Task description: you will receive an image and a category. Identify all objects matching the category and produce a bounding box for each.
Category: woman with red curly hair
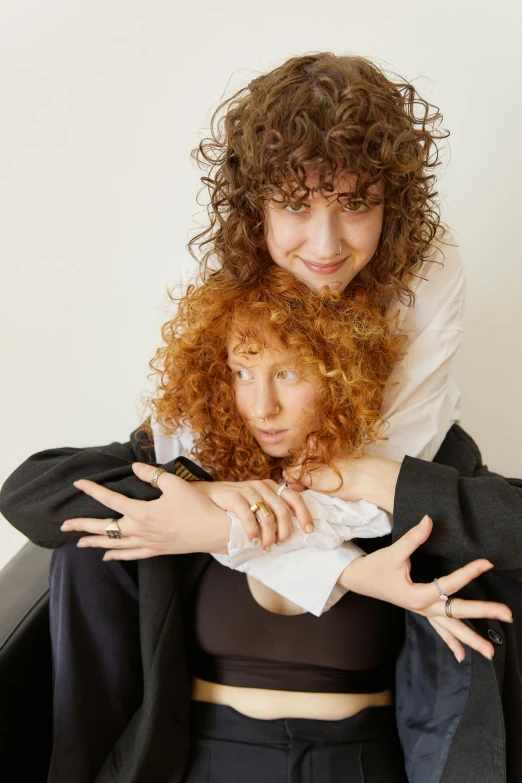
[4,266,508,783]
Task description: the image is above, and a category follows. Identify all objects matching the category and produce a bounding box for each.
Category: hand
[284,454,400,513]
[339,515,512,661]
[60,463,231,560]
[192,479,314,549]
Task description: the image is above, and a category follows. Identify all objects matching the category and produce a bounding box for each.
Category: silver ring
[150,467,167,488]
[336,244,342,255]
[277,483,290,497]
[433,577,449,602]
[105,519,122,540]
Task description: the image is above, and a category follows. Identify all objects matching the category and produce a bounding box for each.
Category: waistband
[189,701,398,746]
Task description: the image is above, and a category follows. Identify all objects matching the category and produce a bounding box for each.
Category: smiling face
[264,175,384,294]
[227,338,321,458]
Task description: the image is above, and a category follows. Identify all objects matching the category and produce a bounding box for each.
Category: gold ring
[105,519,122,540]
[250,501,272,518]
[445,597,454,619]
[150,467,167,488]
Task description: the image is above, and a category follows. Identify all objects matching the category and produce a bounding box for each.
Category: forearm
[394,456,522,570]
[0,430,214,549]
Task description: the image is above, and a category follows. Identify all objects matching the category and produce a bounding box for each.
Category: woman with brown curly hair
[149,51,464,530]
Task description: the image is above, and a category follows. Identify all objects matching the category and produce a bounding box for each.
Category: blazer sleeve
[0,428,212,549]
[393,456,522,570]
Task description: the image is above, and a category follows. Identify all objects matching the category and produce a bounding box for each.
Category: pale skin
[59,180,510,719]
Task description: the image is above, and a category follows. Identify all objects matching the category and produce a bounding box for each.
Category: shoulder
[413,228,465,301]
[392,228,465,331]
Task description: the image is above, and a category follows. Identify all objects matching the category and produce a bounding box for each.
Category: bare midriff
[191,678,392,721]
[191,575,393,721]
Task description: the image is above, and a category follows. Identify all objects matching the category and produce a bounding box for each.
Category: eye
[277,369,298,380]
[284,203,308,215]
[233,369,252,381]
[343,200,369,213]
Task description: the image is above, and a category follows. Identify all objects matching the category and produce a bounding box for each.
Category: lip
[255,428,288,445]
[298,256,347,276]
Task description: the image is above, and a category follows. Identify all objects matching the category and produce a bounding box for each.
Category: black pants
[48,543,142,783]
[184,702,406,783]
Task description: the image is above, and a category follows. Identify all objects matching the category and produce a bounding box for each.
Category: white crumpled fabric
[211,490,391,617]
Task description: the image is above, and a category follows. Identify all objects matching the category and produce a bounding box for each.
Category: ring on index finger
[150,467,167,488]
[433,577,449,602]
[250,501,272,518]
[445,597,454,618]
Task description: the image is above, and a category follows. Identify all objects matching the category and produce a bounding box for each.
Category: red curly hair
[144,267,405,481]
[191,52,448,308]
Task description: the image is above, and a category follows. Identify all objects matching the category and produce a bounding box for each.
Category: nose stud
[336,244,342,255]
[250,406,280,422]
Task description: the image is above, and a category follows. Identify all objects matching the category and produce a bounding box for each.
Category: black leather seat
[0,542,53,781]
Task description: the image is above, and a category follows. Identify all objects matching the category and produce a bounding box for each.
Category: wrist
[352,456,400,512]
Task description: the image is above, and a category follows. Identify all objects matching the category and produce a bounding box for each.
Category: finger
[435,597,512,624]
[428,617,466,663]
[436,559,494,596]
[273,488,313,535]
[73,478,147,518]
[132,462,170,491]
[61,517,126,536]
[230,495,262,544]
[103,548,154,562]
[389,516,433,561]
[259,493,294,542]
[433,615,495,660]
[248,498,277,549]
[76,534,142,549]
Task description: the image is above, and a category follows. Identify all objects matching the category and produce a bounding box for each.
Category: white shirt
[152,231,465,615]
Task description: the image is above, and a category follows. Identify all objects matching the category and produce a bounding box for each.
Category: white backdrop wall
[1,0,521,570]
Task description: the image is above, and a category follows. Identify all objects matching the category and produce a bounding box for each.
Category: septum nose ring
[251,406,280,422]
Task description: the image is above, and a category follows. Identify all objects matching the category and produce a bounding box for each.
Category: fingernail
[505,616,514,624]
[264,546,271,554]
[305,524,314,534]
[251,537,260,546]
[73,481,81,488]
[485,652,494,660]
[457,654,464,663]
[76,541,84,547]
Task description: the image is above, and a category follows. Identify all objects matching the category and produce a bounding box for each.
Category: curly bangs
[191,52,448,307]
[145,267,405,481]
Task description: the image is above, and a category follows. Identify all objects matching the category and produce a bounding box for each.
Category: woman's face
[264,176,384,293]
[227,338,320,458]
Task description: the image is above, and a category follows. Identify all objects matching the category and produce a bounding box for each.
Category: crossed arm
[1,428,520,662]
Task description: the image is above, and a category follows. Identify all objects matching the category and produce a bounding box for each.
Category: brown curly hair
[191,52,447,308]
[144,267,405,481]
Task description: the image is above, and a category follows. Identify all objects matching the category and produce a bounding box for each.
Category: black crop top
[190,559,404,694]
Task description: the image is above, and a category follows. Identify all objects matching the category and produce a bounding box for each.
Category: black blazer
[1,424,521,783]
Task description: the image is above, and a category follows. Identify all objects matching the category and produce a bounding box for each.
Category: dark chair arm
[0,542,54,781]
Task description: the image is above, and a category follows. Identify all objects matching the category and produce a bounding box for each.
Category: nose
[305,209,342,260]
[251,381,280,422]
